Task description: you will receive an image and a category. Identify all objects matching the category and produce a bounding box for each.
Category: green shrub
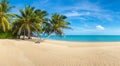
[0,31,15,39]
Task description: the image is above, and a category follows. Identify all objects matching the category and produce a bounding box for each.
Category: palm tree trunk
[35,33,52,43]
[41,33,52,41]
[17,35,20,39]
[23,29,25,40]
[45,34,51,39]
[28,32,31,39]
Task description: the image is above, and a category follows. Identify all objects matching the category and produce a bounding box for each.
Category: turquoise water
[42,35,120,42]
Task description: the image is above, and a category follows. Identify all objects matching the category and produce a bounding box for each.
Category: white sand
[0,39,120,66]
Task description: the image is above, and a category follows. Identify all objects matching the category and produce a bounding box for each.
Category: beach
[0,39,120,66]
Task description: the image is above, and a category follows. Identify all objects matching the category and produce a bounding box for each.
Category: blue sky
[7,0,120,35]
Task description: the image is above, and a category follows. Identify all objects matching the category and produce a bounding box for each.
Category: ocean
[42,35,120,42]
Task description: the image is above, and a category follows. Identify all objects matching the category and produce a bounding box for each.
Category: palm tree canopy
[44,13,71,37]
[12,6,48,39]
[0,0,14,32]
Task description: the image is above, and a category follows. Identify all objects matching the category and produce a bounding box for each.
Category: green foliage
[43,13,71,37]
[0,31,15,39]
[0,0,15,32]
[12,6,48,39]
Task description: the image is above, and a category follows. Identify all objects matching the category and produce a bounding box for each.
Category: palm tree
[34,9,48,38]
[0,0,14,32]
[43,13,71,39]
[12,6,47,39]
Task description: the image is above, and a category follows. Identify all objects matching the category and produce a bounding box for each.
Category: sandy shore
[0,39,120,66]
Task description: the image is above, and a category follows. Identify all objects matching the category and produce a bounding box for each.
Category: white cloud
[64,11,81,17]
[96,25,105,30]
[57,1,101,12]
[64,11,90,17]
[58,1,119,22]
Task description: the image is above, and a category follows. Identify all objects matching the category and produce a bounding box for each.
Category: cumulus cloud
[96,25,105,30]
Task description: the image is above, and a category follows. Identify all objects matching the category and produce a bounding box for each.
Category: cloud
[58,1,120,22]
[64,11,90,17]
[96,25,105,30]
[57,0,101,12]
[64,11,81,17]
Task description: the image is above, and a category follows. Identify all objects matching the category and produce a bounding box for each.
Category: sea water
[42,35,120,42]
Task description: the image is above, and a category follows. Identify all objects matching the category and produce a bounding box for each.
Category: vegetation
[0,0,14,32]
[0,31,15,39]
[0,0,71,41]
[42,13,71,39]
[12,6,47,39]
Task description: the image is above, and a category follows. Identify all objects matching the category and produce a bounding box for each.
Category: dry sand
[0,39,120,66]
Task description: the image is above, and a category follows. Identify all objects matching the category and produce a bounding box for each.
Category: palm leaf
[3,16,10,29]
[18,24,24,35]
[1,18,6,32]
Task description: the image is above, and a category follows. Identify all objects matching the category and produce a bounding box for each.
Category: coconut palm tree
[0,0,14,32]
[12,6,47,39]
[43,13,71,39]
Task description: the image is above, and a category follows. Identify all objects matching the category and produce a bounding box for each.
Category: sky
[7,0,120,35]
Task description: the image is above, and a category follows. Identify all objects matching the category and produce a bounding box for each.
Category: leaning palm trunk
[35,33,52,43]
[41,34,52,41]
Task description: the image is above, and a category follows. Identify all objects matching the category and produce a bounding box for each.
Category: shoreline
[47,39,120,43]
